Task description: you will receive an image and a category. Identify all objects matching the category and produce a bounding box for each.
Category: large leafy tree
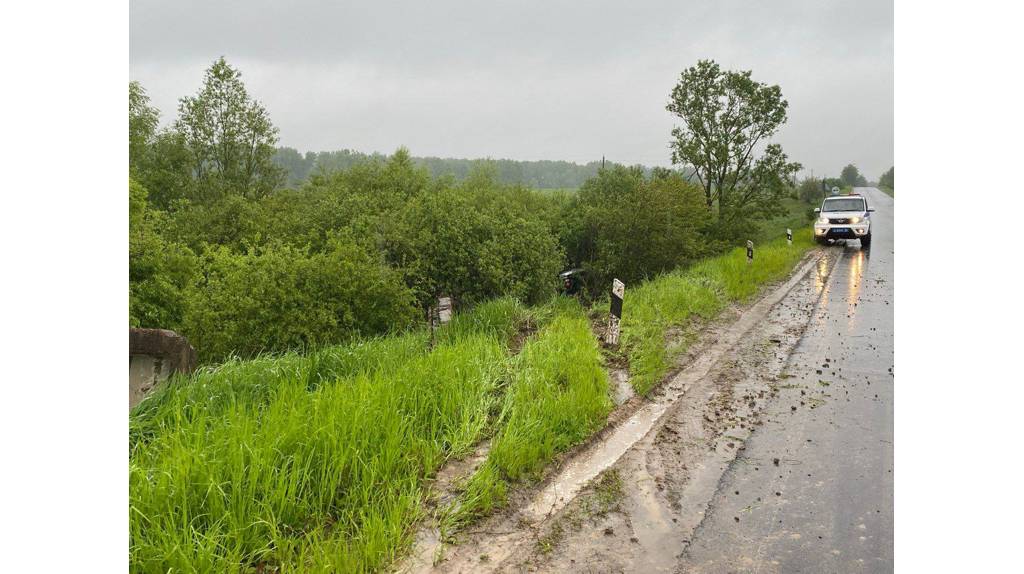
[129,81,159,174]
[841,163,868,187]
[175,57,284,200]
[666,60,801,222]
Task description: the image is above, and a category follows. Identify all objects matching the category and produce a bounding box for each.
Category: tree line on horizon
[274,147,665,189]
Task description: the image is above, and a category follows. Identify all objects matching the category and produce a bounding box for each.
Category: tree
[879,166,894,190]
[175,57,284,200]
[666,60,801,222]
[798,176,823,204]
[129,81,160,174]
[841,163,868,187]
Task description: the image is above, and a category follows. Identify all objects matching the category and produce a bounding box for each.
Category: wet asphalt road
[678,188,894,573]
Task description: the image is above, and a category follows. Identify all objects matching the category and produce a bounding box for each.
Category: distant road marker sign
[606,279,625,345]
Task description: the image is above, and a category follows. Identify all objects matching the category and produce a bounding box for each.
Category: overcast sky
[130,0,893,179]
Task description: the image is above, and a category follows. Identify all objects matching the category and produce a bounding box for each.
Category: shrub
[130,178,198,328]
[181,235,418,363]
[382,173,564,307]
[562,166,709,293]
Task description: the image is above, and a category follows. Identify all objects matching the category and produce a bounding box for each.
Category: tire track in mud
[400,249,839,573]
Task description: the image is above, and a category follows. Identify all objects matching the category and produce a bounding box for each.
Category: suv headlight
[817,216,829,224]
[849,216,862,224]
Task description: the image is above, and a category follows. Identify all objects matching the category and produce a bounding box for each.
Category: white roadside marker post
[606,279,625,346]
[430,295,453,345]
[437,296,452,326]
[747,240,754,265]
[786,228,793,245]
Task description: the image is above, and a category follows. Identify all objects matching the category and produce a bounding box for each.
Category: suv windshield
[822,197,866,212]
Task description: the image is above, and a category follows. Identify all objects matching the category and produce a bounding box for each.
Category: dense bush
[181,236,418,363]
[382,177,564,307]
[130,148,577,363]
[131,150,804,364]
[562,166,710,293]
[129,179,197,328]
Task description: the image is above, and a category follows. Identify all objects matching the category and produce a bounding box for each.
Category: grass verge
[444,298,612,526]
[129,298,525,573]
[622,229,815,395]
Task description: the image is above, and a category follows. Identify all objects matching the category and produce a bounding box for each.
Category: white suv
[814,195,874,247]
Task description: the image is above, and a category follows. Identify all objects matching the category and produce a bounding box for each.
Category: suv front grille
[829,218,851,224]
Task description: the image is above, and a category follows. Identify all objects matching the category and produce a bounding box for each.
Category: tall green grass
[130,230,815,571]
[622,229,815,395]
[129,298,525,573]
[447,299,612,523]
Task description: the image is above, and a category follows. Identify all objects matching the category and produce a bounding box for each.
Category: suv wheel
[861,233,872,248]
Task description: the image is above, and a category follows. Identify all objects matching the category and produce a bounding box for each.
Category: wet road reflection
[845,246,866,323]
[679,187,893,573]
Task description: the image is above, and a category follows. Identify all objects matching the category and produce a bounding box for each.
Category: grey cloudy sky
[130,0,893,179]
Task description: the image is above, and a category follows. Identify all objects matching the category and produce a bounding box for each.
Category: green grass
[621,229,815,395]
[879,185,894,197]
[129,298,526,573]
[445,299,612,524]
[755,197,814,244]
[129,229,817,572]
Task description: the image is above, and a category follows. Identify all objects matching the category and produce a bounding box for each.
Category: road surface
[678,186,894,572]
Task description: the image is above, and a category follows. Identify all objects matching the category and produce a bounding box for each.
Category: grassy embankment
[130,298,532,573]
[442,298,612,525]
[130,228,815,573]
[621,230,815,395]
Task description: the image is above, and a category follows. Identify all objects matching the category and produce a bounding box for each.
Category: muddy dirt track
[404,188,893,574]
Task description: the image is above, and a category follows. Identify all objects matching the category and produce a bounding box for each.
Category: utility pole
[601,155,605,170]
